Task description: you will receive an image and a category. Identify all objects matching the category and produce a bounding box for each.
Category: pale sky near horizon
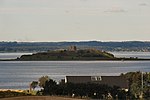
[0,0,150,42]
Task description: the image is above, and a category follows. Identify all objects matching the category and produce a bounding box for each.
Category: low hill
[17,48,115,61]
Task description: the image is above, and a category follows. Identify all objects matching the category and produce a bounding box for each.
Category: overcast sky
[0,0,150,42]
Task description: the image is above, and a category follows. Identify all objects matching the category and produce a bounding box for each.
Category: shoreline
[1,58,150,61]
[0,96,84,100]
[0,89,24,92]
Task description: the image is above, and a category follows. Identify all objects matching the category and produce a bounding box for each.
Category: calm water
[0,52,150,90]
[111,52,150,59]
[0,53,32,59]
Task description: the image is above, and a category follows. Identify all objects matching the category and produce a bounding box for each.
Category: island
[1,46,150,61]
[16,46,115,61]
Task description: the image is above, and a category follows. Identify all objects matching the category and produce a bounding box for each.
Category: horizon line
[0,40,150,43]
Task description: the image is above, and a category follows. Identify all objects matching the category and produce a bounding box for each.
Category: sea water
[0,52,150,90]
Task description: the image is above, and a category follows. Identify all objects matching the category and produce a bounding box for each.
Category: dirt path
[0,96,85,100]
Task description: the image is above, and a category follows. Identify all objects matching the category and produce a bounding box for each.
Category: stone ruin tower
[68,46,77,52]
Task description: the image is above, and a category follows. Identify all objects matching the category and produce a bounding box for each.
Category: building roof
[65,76,128,89]
[66,76,91,83]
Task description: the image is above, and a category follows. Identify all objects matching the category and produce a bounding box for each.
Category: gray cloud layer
[0,0,150,42]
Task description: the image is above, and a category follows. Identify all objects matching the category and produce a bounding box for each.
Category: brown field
[0,96,85,100]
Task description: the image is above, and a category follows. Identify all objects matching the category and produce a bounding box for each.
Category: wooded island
[17,46,115,61]
[13,46,150,61]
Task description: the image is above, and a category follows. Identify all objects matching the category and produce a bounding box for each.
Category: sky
[0,0,150,42]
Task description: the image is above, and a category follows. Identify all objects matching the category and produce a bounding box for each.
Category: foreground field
[0,96,84,100]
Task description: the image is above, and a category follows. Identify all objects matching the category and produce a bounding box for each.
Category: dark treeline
[37,79,127,100]
[0,41,150,52]
[34,76,127,100]
[33,72,150,100]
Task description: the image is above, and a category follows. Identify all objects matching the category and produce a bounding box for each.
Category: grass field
[0,96,84,100]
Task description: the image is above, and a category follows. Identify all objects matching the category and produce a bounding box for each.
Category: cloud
[104,7,127,13]
[80,0,88,2]
[0,7,54,14]
[139,3,148,6]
